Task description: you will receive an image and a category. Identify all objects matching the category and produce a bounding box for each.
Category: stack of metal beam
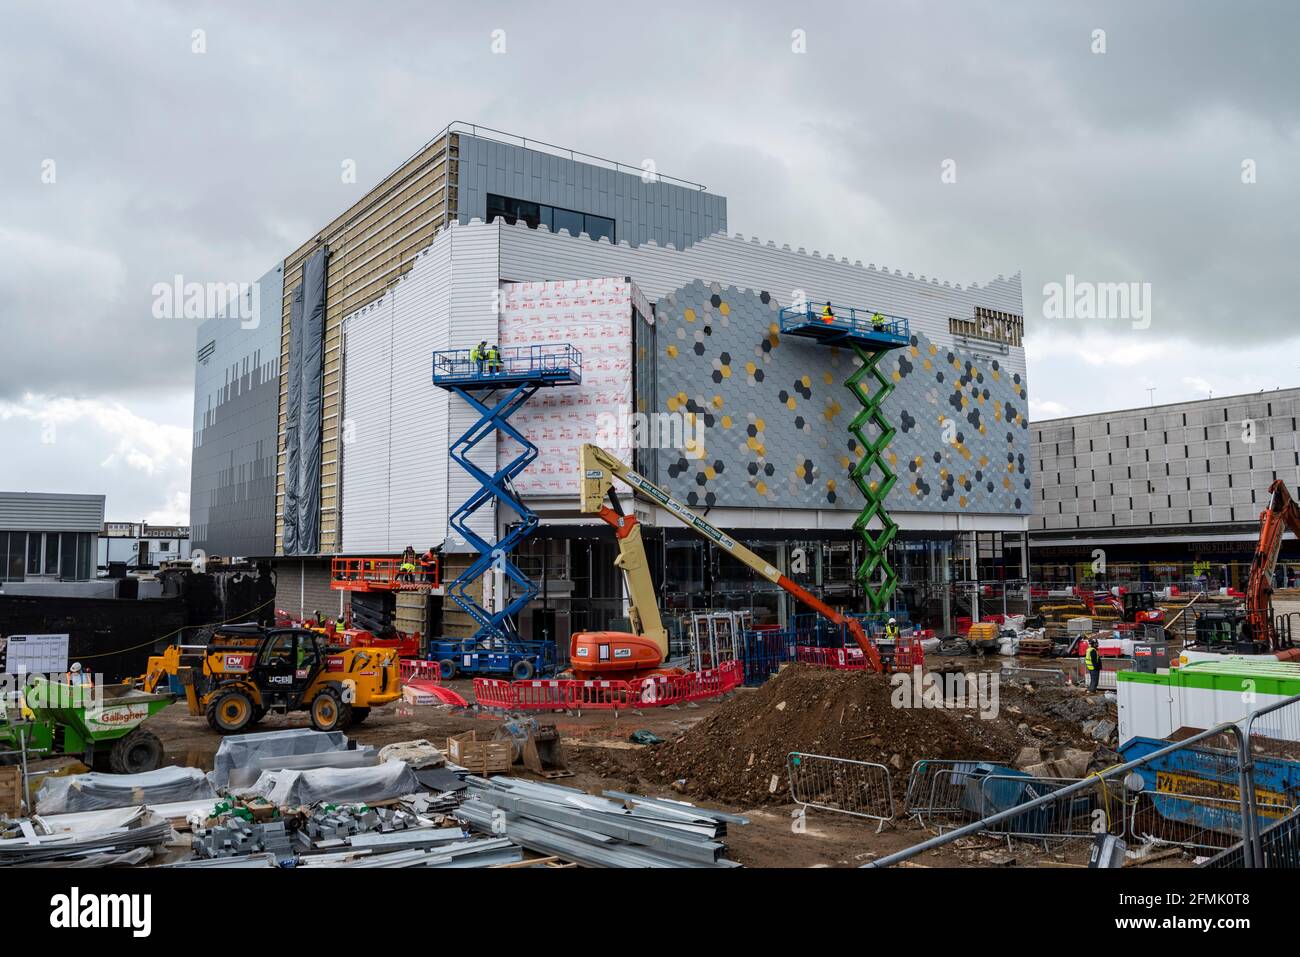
[0,819,173,866]
[296,835,522,868]
[456,777,748,867]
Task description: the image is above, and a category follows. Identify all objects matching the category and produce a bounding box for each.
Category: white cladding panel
[338,219,1029,542]
[498,220,1027,379]
[341,234,455,552]
[340,298,393,552]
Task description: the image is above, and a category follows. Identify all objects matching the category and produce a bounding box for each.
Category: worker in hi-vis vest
[821,301,836,324]
[487,343,502,374]
[1084,637,1102,692]
[471,341,487,374]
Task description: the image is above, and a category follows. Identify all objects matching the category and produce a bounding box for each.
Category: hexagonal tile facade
[649,280,1031,514]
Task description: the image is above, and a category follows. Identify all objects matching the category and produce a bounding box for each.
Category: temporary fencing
[787,752,895,831]
[472,659,743,712]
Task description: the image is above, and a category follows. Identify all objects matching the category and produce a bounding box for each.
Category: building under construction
[189,122,1030,657]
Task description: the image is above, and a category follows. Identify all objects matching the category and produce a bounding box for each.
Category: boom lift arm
[1246,479,1300,650]
[579,444,883,673]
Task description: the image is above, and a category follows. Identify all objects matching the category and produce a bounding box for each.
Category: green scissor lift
[1,676,172,775]
[779,301,911,615]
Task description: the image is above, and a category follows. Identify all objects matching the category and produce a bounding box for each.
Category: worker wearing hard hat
[820,301,836,324]
[67,662,89,686]
[884,618,900,641]
[1084,637,1102,692]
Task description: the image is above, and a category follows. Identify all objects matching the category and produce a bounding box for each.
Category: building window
[43,532,60,576]
[486,193,615,242]
[1,532,25,582]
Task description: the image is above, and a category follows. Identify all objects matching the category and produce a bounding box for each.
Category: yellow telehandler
[140,623,401,734]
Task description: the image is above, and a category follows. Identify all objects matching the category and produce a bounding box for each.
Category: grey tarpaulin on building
[282,246,328,555]
[283,284,304,555]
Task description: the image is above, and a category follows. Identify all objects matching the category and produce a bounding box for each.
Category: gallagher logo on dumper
[49,887,151,937]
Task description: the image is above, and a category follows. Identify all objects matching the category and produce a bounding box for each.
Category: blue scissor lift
[428,344,582,680]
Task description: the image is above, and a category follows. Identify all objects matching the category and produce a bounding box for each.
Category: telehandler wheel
[349,707,370,724]
[109,729,164,774]
[207,689,256,734]
[310,687,352,732]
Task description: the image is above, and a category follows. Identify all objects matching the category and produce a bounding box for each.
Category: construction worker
[398,559,417,583]
[471,340,487,375]
[1085,637,1102,692]
[487,343,502,374]
[314,609,325,627]
[67,662,89,686]
[885,617,900,641]
[821,300,836,324]
[871,311,887,331]
[420,545,438,582]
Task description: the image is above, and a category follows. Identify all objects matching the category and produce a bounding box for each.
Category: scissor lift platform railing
[778,303,910,350]
[330,557,442,593]
[432,343,583,389]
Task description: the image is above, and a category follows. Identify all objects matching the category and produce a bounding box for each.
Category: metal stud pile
[456,777,748,867]
[193,818,294,862]
[0,816,173,867]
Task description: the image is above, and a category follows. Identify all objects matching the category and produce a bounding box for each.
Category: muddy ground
[133,659,1186,869]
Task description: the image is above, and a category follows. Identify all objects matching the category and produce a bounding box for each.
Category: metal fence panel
[904,759,986,829]
[1128,790,1293,852]
[788,752,894,830]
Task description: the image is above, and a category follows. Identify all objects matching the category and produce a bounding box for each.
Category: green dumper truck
[0,676,172,774]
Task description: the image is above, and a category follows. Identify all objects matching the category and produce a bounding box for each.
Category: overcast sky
[3,0,1297,523]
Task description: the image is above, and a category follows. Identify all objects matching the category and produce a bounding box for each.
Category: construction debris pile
[0,722,753,868]
[456,776,746,867]
[643,663,1108,807]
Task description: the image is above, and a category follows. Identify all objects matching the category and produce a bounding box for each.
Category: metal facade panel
[340,232,455,553]
[442,222,502,551]
[190,264,283,557]
[456,134,727,251]
[498,222,1027,378]
[0,493,105,532]
[339,297,393,552]
[1031,386,1300,536]
[389,237,455,553]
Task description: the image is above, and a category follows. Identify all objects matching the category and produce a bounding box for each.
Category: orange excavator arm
[579,444,883,672]
[1246,480,1300,650]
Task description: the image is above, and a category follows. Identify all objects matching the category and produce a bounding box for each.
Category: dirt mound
[642,664,1096,808]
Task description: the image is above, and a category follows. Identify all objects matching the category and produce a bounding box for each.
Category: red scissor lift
[330,557,442,658]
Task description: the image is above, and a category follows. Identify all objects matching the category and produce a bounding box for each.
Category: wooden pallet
[1017,638,1055,656]
[0,766,23,818]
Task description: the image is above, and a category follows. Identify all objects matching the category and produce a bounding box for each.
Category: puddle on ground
[164,748,215,771]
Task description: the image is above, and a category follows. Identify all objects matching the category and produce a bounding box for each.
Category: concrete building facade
[1029,388,1300,587]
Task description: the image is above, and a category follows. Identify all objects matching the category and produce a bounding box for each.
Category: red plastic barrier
[796,642,924,673]
[796,645,868,670]
[472,660,743,711]
[400,659,443,686]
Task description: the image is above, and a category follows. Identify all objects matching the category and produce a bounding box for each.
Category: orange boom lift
[570,444,883,680]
